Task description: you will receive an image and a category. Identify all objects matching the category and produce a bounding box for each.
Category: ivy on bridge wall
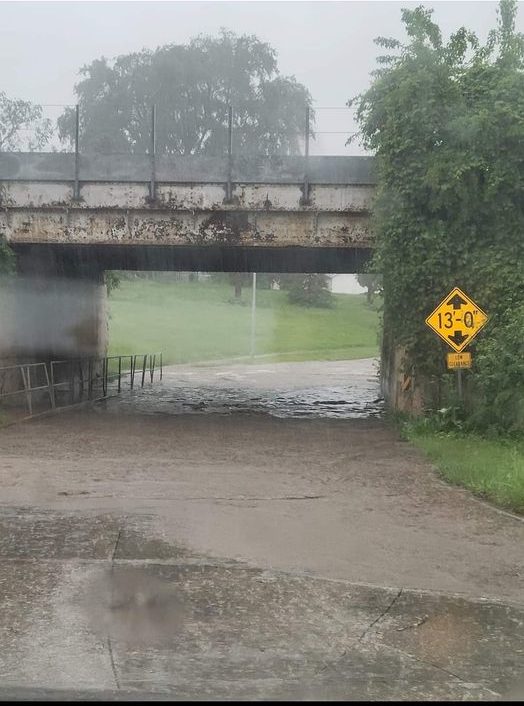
[351,0,524,433]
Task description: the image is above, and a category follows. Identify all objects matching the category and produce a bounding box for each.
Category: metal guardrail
[0,352,162,419]
[0,362,53,417]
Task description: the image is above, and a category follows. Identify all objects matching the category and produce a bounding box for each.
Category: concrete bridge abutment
[0,247,108,409]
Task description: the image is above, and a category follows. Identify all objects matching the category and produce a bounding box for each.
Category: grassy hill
[108,277,380,365]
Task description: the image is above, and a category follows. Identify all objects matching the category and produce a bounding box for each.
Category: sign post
[457,368,463,402]
[425,287,488,402]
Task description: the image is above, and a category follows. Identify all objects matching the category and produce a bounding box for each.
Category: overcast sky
[1,0,522,154]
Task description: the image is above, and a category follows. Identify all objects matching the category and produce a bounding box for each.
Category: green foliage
[0,237,15,275]
[58,30,312,156]
[105,271,121,296]
[408,429,524,514]
[401,405,467,436]
[356,273,382,303]
[0,91,52,150]
[470,304,524,435]
[352,0,524,434]
[283,274,334,308]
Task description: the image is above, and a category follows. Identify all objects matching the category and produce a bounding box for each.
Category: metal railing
[0,352,162,420]
[0,362,54,417]
[5,102,362,205]
[10,101,358,156]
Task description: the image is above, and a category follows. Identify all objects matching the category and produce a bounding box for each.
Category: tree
[210,272,275,300]
[356,273,382,304]
[0,92,52,151]
[105,271,121,296]
[229,272,248,300]
[0,237,14,275]
[351,0,524,428]
[58,30,313,156]
[0,92,53,270]
[283,274,334,308]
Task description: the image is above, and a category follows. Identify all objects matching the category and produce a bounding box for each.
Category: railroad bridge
[0,152,376,364]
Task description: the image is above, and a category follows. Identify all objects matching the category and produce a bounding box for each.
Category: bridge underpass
[0,151,383,410]
[0,151,373,348]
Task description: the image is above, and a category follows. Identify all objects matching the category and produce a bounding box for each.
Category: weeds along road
[0,359,522,699]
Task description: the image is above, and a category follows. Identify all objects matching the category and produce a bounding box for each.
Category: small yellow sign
[447,352,472,369]
[425,287,488,352]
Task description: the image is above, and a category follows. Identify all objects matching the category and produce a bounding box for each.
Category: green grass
[408,431,524,515]
[108,278,380,365]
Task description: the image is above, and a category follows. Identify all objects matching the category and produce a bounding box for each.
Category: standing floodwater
[99,358,383,419]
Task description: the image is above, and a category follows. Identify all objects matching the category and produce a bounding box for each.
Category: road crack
[376,641,501,698]
[359,587,403,642]
[318,588,404,675]
[107,635,120,690]
[111,528,122,563]
[107,528,123,689]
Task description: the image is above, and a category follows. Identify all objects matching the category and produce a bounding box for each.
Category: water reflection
[101,359,383,419]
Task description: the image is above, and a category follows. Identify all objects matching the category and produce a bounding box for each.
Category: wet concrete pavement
[0,359,523,700]
[0,509,522,701]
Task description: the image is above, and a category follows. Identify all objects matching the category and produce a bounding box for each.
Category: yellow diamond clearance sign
[425,287,488,352]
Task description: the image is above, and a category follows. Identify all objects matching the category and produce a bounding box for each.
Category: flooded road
[0,358,523,699]
[103,358,383,419]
